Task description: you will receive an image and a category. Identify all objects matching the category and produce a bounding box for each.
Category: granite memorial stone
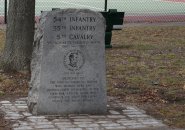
[28,9,107,115]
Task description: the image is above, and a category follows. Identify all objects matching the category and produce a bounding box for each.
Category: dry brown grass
[106,26,185,128]
[0,30,5,52]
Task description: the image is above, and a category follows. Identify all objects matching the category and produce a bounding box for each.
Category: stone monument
[28,9,107,115]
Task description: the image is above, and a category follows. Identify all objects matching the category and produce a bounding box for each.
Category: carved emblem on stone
[64,50,85,71]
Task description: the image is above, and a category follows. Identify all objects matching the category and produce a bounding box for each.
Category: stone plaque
[28,9,107,115]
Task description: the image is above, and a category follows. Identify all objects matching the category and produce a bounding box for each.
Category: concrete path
[0,97,171,130]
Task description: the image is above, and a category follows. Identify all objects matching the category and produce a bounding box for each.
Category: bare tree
[2,0,35,72]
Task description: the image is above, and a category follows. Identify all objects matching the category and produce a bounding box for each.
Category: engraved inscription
[47,78,99,103]
[70,17,96,22]
[47,15,99,46]
[70,26,96,31]
[53,16,66,23]
[69,34,93,40]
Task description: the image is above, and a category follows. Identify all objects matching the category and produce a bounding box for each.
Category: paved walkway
[0,97,170,130]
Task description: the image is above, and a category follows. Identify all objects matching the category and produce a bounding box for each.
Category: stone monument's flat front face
[36,9,107,115]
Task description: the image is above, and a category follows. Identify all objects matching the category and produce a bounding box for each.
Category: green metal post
[5,0,7,24]
[104,0,107,11]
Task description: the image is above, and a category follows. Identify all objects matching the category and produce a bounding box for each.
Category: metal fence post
[5,0,7,24]
[104,0,107,11]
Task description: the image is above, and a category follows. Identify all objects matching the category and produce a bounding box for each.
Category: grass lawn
[0,29,5,51]
[0,26,185,128]
[107,26,185,128]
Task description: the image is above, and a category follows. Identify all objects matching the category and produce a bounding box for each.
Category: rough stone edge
[27,11,48,115]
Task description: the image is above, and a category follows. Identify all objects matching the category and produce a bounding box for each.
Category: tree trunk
[2,0,35,72]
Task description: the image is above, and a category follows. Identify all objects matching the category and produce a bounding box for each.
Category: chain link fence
[35,0,105,15]
[34,0,185,23]
[107,0,185,23]
[0,0,5,24]
[108,0,185,15]
[1,0,185,24]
